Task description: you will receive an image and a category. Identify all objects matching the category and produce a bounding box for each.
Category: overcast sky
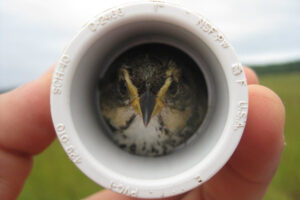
[1,0,300,89]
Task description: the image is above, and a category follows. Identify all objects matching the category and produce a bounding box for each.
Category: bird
[98,44,207,156]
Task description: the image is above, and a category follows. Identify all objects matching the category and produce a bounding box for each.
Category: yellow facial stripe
[157,77,172,99]
[121,68,142,116]
[151,98,164,118]
[131,97,142,116]
[152,76,172,118]
[152,65,180,118]
[121,69,138,99]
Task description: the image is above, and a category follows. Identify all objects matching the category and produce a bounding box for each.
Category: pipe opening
[97,43,208,157]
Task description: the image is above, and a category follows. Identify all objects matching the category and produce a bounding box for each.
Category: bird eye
[118,79,127,96]
[169,81,178,96]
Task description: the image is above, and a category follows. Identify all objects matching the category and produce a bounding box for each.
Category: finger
[0,67,55,199]
[184,85,285,200]
[229,85,285,181]
[0,149,32,200]
[85,189,185,200]
[244,66,259,85]
[0,67,55,155]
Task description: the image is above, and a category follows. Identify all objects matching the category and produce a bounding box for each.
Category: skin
[0,66,285,200]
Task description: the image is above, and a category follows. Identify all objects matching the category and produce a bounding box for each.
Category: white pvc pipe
[50,1,248,198]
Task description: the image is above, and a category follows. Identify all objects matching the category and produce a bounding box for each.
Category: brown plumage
[98,43,207,156]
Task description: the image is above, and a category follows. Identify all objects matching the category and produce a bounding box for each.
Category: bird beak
[139,88,156,126]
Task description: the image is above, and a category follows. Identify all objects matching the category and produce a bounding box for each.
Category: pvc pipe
[50,1,248,198]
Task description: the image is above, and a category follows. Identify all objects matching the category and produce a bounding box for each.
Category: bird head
[115,58,183,126]
[98,44,207,156]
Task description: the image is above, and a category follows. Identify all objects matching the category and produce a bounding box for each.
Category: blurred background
[0,0,299,199]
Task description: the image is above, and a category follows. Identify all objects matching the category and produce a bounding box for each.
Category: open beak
[139,88,156,126]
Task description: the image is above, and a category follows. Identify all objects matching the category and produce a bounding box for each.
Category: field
[261,72,300,200]
[18,72,300,200]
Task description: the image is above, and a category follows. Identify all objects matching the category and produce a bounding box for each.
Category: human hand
[0,66,285,200]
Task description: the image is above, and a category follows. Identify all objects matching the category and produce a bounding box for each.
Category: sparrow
[98,44,207,156]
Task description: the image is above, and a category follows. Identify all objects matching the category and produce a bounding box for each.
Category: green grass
[262,72,300,200]
[19,72,300,199]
